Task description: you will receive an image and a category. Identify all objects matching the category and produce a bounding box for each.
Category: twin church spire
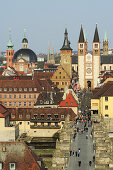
[78,24,100,43]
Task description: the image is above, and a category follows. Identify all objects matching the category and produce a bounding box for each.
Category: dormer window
[19,88,22,92]
[42,87,44,90]
[9,163,16,170]
[34,88,37,91]
[14,88,17,92]
[29,88,32,91]
[9,88,12,91]
[40,100,43,104]
[4,88,7,91]
[24,88,27,92]
[46,101,49,104]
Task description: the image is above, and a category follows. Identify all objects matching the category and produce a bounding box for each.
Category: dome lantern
[22,29,28,49]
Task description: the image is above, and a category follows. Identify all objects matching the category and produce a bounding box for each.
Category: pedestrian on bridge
[89,161,92,166]
[75,151,77,157]
[78,151,80,157]
[78,148,80,153]
[70,150,72,156]
[78,160,81,167]
[93,156,95,162]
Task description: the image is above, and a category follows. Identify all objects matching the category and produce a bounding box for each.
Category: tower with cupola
[103,32,108,55]
[60,28,72,78]
[93,24,100,88]
[22,29,28,49]
[6,30,14,68]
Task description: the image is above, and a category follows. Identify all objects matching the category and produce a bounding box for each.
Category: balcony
[30,118,60,123]
[30,125,61,129]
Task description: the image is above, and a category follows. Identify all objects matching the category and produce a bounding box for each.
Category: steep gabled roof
[35,91,63,106]
[60,28,72,50]
[93,24,99,42]
[59,92,78,107]
[78,25,85,43]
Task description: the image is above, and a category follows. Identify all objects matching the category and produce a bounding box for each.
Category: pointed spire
[78,25,85,43]
[47,41,50,62]
[84,28,86,41]
[7,28,13,49]
[104,31,108,41]
[60,28,72,50]
[53,43,54,55]
[24,29,26,38]
[93,24,99,42]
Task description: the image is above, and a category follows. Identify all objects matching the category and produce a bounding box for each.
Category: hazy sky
[1,0,113,53]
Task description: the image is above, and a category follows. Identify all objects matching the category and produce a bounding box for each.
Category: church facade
[78,25,100,89]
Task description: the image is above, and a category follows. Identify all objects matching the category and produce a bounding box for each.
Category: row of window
[33,114,64,119]
[56,82,68,85]
[12,114,64,119]
[40,100,53,104]
[0,87,37,92]
[56,76,65,79]
[1,94,36,99]
[4,101,34,107]
[66,102,73,106]
[104,66,112,71]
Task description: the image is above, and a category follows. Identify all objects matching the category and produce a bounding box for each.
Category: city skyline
[1,0,113,53]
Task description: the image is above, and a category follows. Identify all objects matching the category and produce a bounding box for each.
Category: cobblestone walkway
[67,121,95,170]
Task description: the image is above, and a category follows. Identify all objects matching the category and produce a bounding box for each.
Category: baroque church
[6,30,37,73]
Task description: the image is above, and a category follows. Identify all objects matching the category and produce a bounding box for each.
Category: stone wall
[92,115,113,169]
[51,115,74,170]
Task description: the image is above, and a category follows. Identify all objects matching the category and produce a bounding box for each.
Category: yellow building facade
[51,65,71,92]
[91,82,113,121]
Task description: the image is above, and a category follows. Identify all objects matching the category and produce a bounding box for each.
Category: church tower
[93,24,100,88]
[47,43,55,64]
[103,32,108,55]
[60,28,72,78]
[78,25,86,89]
[6,29,14,68]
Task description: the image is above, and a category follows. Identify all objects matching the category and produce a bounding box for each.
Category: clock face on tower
[86,68,92,74]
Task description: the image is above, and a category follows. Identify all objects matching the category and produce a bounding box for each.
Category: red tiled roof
[35,91,63,106]
[0,141,43,169]
[0,104,10,118]
[34,72,54,79]
[9,108,76,121]
[0,79,54,93]
[59,93,78,107]
[92,81,113,99]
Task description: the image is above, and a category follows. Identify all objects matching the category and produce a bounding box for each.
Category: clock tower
[60,28,72,78]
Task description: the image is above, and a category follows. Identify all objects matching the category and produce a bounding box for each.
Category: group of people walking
[70,148,80,157]
[69,119,95,168]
